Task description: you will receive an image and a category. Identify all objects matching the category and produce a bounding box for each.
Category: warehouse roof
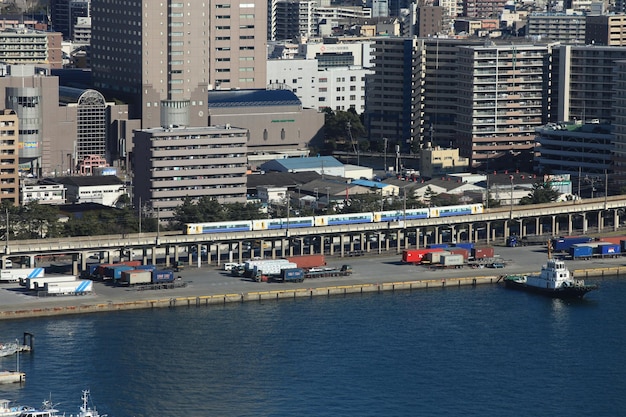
[261,156,343,172]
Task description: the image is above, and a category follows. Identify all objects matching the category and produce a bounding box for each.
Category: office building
[50,0,91,41]
[612,60,626,188]
[91,0,267,128]
[132,125,248,221]
[535,122,613,178]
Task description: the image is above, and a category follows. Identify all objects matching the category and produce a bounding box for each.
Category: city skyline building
[91,0,268,129]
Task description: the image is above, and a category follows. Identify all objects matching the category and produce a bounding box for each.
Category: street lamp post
[325,187,330,211]
[509,175,514,220]
[314,188,319,209]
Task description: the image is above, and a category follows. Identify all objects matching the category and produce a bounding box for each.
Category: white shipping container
[121,270,152,285]
[2,268,45,283]
[244,259,289,272]
[44,280,93,295]
[26,275,77,291]
[440,254,465,266]
[253,262,298,276]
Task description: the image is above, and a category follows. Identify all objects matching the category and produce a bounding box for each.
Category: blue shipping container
[281,268,304,281]
[598,243,620,256]
[551,236,593,252]
[427,244,449,249]
[105,265,134,280]
[135,264,157,271]
[453,243,475,250]
[152,270,174,283]
[570,245,593,259]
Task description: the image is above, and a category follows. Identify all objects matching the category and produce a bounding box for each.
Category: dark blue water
[0,277,624,417]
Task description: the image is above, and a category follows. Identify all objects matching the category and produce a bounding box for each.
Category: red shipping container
[286,255,326,269]
[471,246,495,259]
[449,248,469,260]
[598,236,626,245]
[122,260,142,267]
[402,248,443,264]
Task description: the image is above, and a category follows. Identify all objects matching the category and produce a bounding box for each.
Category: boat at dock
[503,258,598,299]
[0,399,34,417]
[0,342,19,358]
[70,390,105,417]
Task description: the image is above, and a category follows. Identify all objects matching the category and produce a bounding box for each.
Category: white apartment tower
[456,43,549,170]
[91,0,267,129]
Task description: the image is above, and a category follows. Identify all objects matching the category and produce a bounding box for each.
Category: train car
[373,208,429,222]
[185,221,253,234]
[252,217,314,230]
[314,213,374,227]
[430,203,483,218]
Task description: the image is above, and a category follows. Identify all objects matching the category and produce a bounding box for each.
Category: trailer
[42,280,93,296]
[429,254,465,269]
[506,235,549,247]
[252,262,298,282]
[277,268,305,283]
[304,265,352,279]
[25,275,77,291]
[120,270,152,285]
[422,251,451,265]
[2,267,45,283]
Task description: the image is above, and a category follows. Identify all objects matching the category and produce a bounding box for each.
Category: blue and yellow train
[185,203,484,234]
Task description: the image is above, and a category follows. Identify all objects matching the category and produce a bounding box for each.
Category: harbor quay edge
[0,266,620,321]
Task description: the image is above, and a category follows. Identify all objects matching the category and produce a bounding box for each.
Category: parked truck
[2,267,45,283]
[471,246,495,259]
[278,268,305,283]
[120,269,176,286]
[24,275,77,291]
[506,235,549,247]
[252,262,298,282]
[42,279,93,296]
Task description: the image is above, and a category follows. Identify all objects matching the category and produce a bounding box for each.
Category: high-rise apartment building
[549,45,626,124]
[364,37,424,151]
[455,43,549,171]
[0,109,19,206]
[91,0,267,129]
[612,60,626,188]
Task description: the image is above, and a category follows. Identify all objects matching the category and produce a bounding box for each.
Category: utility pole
[383,137,388,173]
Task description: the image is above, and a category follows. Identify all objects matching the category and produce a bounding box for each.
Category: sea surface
[0,275,625,417]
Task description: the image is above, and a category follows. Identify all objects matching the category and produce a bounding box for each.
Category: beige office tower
[91,0,267,129]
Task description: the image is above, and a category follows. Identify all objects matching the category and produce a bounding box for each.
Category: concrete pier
[0,269,612,320]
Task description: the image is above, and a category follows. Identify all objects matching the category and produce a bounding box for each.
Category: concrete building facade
[206,89,323,162]
[549,44,626,124]
[0,28,63,69]
[526,12,586,43]
[132,125,248,222]
[267,59,372,112]
[364,37,424,151]
[535,122,613,178]
[0,109,19,206]
[456,43,548,171]
[91,0,267,128]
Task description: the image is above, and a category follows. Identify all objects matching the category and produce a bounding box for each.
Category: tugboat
[503,258,598,299]
[70,390,105,417]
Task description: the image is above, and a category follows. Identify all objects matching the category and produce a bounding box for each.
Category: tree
[519,182,561,205]
[323,109,366,152]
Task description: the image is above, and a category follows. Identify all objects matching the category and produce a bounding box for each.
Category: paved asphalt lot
[0,246,623,315]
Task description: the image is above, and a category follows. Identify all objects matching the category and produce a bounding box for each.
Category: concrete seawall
[0,266,621,320]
